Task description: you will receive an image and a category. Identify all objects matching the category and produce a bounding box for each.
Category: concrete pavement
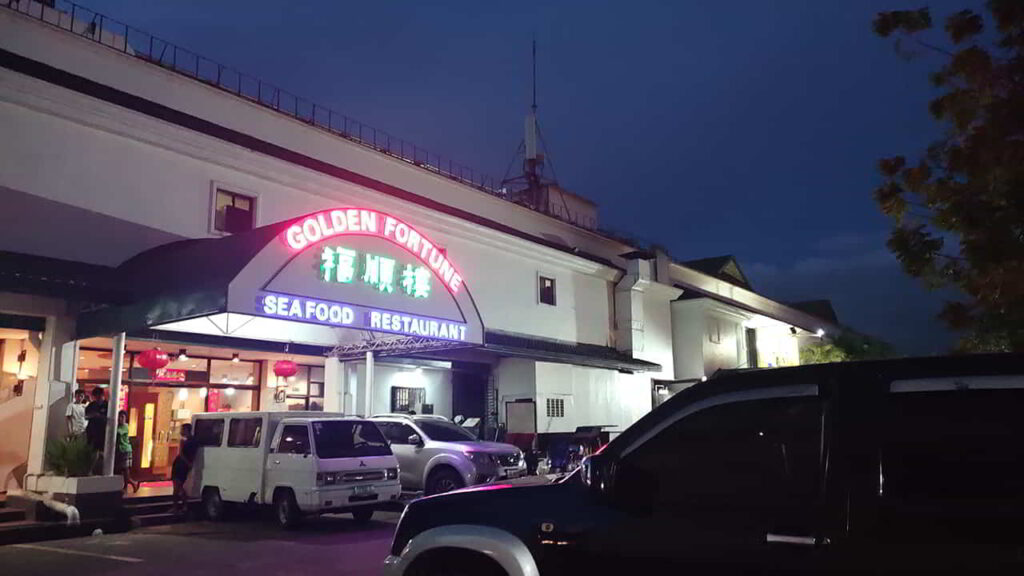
[1,511,402,576]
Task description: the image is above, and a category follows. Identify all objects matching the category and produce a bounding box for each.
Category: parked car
[190,411,400,528]
[383,354,1024,575]
[370,414,526,495]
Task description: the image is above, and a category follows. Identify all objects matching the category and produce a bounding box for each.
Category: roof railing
[2,0,508,199]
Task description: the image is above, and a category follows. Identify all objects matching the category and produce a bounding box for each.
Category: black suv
[384,354,1024,575]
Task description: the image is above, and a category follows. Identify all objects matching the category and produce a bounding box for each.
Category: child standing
[115,410,139,493]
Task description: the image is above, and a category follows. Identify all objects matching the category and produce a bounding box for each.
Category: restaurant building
[0,1,834,489]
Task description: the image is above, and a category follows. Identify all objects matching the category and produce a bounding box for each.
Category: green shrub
[45,435,95,477]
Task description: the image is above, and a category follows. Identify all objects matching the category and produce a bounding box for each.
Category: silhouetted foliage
[873,1,1024,352]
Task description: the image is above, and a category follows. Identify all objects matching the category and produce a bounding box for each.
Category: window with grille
[391,386,426,414]
[539,276,556,306]
[546,397,565,418]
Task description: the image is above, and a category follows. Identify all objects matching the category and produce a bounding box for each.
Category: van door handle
[273,460,280,465]
[766,533,821,546]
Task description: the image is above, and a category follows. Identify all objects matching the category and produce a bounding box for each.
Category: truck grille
[342,470,385,483]
[497,453,520,467]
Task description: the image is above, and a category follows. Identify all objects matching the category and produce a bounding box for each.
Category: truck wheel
[425,467,464,496]
[202,487,226,521]
[273,489,301,529]
[351,508,373,523]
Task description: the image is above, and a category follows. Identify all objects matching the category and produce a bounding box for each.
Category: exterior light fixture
[177,349,189,361]
[700,376,708,382]
[231,353,240,363]
[816,328,825,338]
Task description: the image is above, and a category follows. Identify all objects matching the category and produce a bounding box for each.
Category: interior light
[178,388,188,401]
[221,375,229,383]
[191,363,198,369]
[246,375,254,384]
[225,387,235,396]
[232,353,240,363]
[177,349,188,361]
[199,387,208,398]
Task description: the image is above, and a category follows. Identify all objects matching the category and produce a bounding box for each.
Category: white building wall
[494,358,536,428]
[671,300,705,380]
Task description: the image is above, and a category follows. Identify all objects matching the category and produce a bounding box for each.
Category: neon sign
[259,292,467,341]
[321,245,431,298]
[284,209,463,294]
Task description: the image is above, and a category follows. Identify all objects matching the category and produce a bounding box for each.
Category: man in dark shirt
[84,387,108,453]
[170,423,198,514]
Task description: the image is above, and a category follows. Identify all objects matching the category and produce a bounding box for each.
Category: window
[377,422,418,445]
[546,397,565,418]
[883,389,1024,500]
[539,275,556,306]
[227,417,263,447]
[213,188,256,234]
[286,365,325,411]
[193,418,225,447]
[391,386,425,413]
[311,421,391,458]
[616,396,822,517]
[276,424,310,455]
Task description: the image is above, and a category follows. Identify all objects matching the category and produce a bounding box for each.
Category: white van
[190,411,401,527]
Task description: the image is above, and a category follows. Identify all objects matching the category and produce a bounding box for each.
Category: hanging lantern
[137,348,170,371]
[273,360,298,378]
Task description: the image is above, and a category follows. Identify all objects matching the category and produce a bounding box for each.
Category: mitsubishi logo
[359,460,367,467]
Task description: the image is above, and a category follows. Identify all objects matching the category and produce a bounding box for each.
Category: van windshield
[311,421,392,459]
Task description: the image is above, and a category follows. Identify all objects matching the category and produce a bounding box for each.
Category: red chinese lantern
[137,348,170,371]
[273,360,298,378]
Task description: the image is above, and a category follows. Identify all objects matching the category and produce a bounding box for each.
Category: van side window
[616,396,822,520]
[276,425,311,455]
[193,418,225,446]
[227,418,263,448]
[884,389,1024,500]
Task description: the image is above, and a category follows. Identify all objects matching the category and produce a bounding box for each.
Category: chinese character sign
[321,245,430,299]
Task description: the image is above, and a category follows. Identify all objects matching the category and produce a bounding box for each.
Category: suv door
[860,376,1024,573]
[581,388,827,574]
[377,421,422,490]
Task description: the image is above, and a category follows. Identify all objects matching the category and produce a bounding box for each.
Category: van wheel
[202,487,226,521]
[351,508,373,523]
[273,489,301,529]
[425,467,464,496]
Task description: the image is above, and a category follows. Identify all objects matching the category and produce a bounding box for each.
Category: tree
[872,1,1024,352]
[800,329,893,364]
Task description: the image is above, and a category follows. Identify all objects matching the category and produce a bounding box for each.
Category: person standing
[170,423,198,515]
[65,389,88,436]
[115,410,139,493]
[84,388,108,472]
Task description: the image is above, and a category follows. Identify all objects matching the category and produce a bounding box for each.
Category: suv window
[616,396,822,517]
[884,389,1024,500]
[416,419,475,442]
[378,422,418,445]
[277,424,311,455]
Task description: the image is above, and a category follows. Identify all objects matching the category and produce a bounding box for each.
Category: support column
[323,356,343,413]
[102,332,125,476]
[364,351,374,417]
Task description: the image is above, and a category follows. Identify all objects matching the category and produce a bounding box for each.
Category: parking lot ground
[1,511,402,576]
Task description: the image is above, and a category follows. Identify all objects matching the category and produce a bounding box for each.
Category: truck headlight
[316,472,338,486]
[466,452,494,468]
[386,468,398,480]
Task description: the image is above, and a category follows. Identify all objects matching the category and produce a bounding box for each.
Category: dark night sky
[76,0,982,354]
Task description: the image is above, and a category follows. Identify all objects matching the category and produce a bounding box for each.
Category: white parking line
[12,543,144,563]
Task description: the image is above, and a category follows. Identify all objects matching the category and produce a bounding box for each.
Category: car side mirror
[581,453,615,500]
[408,434,423,446]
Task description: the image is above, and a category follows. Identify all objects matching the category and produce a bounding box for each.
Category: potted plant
[18,436,124,519]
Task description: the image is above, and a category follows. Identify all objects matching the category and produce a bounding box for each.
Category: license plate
[353,484,375,495]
